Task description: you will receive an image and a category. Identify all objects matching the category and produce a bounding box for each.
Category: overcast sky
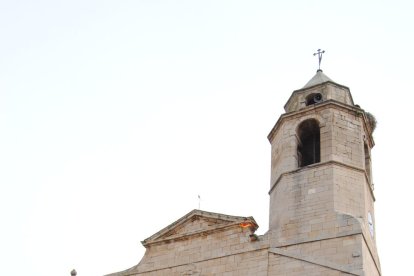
[1,1,413,275]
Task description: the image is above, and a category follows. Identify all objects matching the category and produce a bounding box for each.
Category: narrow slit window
[364,143,372,184]
[297,119,320,167]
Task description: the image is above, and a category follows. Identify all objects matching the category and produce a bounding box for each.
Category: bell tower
[267,69,381,275]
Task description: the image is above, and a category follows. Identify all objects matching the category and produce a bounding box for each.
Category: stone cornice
[270,227,381,275]
[268,160,376,201]
[122,245,270,275]
[143,221,252,247]
[270,246,362,275]
[268,100,375,148]
[284,81,353,111]
[141,209,258,247]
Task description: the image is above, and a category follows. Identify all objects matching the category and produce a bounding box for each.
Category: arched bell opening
[297,119,320,167]
[305,93,323,106]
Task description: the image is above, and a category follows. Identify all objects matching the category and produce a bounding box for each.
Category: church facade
[107,70,381,276]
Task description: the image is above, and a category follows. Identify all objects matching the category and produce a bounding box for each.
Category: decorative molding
[120,246,270,275]
[268,160,376,201]
[269,247,362,275]
[142,209,258,247]
[268,99,374,147]
[270,229,362,248]
[144,221,247,247]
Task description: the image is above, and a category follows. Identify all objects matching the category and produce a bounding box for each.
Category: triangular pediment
[142,209,258,247]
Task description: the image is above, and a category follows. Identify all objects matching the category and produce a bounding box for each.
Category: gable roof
[141,209,258,247]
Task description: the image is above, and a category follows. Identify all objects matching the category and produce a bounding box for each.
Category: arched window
[297,119,320,167]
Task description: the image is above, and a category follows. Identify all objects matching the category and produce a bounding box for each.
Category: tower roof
[283,70,354,114]
[303,69,333,88]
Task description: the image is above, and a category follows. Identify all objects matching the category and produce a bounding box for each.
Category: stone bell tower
[267,69,381,275]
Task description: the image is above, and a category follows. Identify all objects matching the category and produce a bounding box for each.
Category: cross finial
[313,49,325,71]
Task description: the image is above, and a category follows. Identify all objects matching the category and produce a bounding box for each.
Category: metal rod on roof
[313,49,325,70]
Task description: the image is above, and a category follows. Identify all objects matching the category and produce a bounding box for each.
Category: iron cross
[313,49,325,70]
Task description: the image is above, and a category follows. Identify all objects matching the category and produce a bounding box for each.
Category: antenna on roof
[198,195,201,210]
[313,49,325,71]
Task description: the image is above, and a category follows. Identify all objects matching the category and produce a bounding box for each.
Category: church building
[107,65,381,275]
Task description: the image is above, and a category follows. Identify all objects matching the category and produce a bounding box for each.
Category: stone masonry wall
[268,101,380,275]
[131,248,269,276]
[125,225,269,275]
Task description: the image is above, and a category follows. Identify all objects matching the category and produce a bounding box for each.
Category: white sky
[1,1,413,275]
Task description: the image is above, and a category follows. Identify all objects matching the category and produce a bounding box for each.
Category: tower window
[305,93,323,106]
[297,119,320,167]
[364,143,372,184]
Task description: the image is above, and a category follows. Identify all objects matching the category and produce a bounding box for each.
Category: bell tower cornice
[283,71,355,113]
[268,99,375,148]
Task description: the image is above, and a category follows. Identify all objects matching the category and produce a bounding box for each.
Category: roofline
[284,81,354,111]
[141,209,258,247]
[268,100,375,147]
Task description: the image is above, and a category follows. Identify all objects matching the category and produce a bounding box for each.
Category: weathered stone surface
[106,72,381,276]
